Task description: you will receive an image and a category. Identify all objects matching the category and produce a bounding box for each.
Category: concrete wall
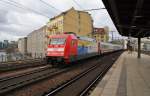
[18,37,27,54]
[27,26,47,58]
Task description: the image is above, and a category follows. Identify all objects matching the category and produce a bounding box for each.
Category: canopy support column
[137,37,141,58]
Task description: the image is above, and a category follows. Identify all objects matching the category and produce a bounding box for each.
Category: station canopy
[102,0,150,38]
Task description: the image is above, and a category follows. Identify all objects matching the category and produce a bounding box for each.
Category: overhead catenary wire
[1,0,88,27]
[4,0,99,25]
[72,0,84,9]
[39,0,92,26]
[0,0,77,28]
[39,0,62,13]
[83,8,106,11]
[0,1,51,28]
[0,0,50,18]
[0,0,107,25]
[0,0,95,34]
[0,0,54,33]
[0,0,114,40]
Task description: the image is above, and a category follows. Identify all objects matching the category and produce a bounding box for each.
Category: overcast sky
[0,0,122,41]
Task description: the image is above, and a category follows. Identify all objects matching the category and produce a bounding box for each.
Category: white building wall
[18,37,27,54]
[27,26,47,58]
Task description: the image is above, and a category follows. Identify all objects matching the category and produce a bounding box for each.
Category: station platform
[90,51,150,96]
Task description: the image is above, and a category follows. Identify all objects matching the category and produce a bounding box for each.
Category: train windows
[49,38,66,45]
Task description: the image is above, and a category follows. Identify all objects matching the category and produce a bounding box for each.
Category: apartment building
[46,7,93,36]
[92,27,109,42]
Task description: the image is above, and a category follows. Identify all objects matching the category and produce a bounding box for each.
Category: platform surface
[90,51,150,96]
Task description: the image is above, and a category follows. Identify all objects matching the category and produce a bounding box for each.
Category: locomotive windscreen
[49,38,66,45]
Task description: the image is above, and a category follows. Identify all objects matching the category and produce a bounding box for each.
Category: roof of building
[50,7,91,21]
[28,25,47,36]
[102,0,150,38]
[93,28,105,35]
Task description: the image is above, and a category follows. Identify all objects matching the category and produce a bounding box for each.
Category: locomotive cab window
[49,38,66,45]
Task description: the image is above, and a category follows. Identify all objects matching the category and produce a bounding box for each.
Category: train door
[70,39,77,56]
[70,39,77,62]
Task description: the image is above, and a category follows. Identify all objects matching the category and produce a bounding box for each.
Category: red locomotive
[46,33,99,65]
[46,32,123,65]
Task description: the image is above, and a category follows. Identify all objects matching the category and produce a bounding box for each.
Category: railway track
[0,55,100,96]
[0,65,51,82]
[0,59,46,72]
[1,51,123,96]
[0,65,71,95]
[45,51,121,96]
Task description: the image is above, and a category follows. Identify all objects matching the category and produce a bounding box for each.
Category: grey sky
[0,0,122,41]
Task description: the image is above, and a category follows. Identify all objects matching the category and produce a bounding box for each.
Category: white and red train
[46,33,123,65]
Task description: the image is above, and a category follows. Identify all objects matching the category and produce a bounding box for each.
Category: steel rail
[45,63,101,96]
[79,63,112,96]
[0,65,70,94]
[0,65,51,82]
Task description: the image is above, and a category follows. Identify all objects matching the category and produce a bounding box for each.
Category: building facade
[0,41,4,49]
[46,7,93,36]
[18,37,27,54]
[92,27,109,42]
[27,26,47,58]
[3,40,9,48]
